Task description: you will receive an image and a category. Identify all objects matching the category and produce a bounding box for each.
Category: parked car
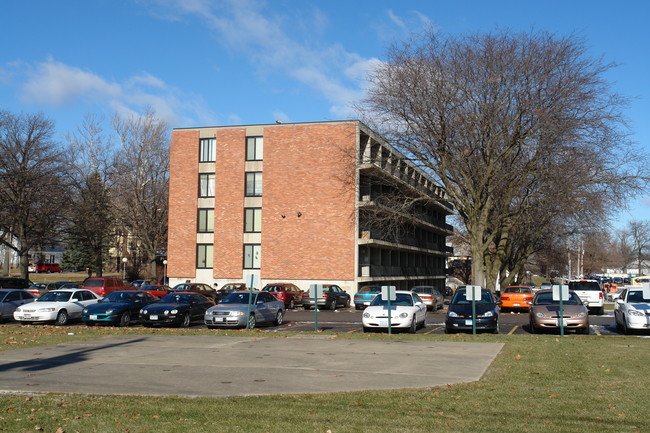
[614,287,650,334]
[13,289,101,325]
[34,263,62,273]
[302,284,351,310]
[410,286,444,311]
[499,285,534,312]
[205,291,284,329]
[0,277,32,290]
[139,292,215,327]
[26,283,48,297]
[81,277,132,298]
[354,286,382,310]
[607,288,626,302]
[138,284,171,298]
[215,283,247,303]
[169,283,217,301]
[261,283,303,309]
[539,282,553,291]
[0,289,36,322]
[529,289,589,334]
[445,287,499,334]
[82,290,158,327]
[568,279,605,315]
[362,291,427,333]
[130,279,151,288]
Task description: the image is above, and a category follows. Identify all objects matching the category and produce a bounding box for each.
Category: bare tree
[626,221,650,275]
[0,111,70,278]
[362,29,647,288]
[112,108,169,280]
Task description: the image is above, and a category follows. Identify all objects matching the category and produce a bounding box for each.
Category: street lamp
[163,259,168,284]
[122,257,128,280]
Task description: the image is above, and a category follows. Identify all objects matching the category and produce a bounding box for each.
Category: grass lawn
[0,326,648,433]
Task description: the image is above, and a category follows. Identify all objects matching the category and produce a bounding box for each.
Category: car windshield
[412,287,433,294]
[37,291,73,302]
[262,286,282,292]
[370,293,414,307]
[103,292,136,303]
[159,293,191,303]
[359,287,381,294]
[534,291,582,305]
[627,291,650,303]
[504,287,532,294]
[451,289,494,305]
[171,284,191,291]
[568,281,601,291]
[83,279,104,288]
[221,292,256,304]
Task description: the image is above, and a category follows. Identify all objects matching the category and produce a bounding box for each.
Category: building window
[245,172,262,197]
[243,244,261,269]
[246,136,263,161]
[199,138,216,162]
[198,208,214,233]
[199,173,215,197]
[197,244,213,268]
[244,208,262,233]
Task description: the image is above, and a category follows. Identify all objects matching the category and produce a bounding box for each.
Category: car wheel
[248,314,256,329]
[622,318,630,335]
[274,310,284,326]
[330,299,337,310]
[355,305,362,310]
[344,298,350,308]
[409,317,417,334]
[118,311,131,327]
[581,325,590,335]
[529,321,536,334]
[55,310,69,326]
[420,314,427,329]
[180,313,191,328]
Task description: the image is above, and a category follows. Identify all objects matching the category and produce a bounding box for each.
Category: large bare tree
[362,29,647,288]
[112,108,169,280]
[0,111,70,278]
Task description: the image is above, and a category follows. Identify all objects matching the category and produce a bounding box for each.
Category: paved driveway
[0,335,503,397]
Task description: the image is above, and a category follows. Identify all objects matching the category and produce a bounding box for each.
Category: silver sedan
[204,291,284,329]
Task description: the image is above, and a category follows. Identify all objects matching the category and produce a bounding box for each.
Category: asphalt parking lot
[0,335,504,397]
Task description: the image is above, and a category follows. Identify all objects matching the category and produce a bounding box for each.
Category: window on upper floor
[199,173,215,198]
[197,244,213,269]
[245,172,262,197]
[199,138,216,162]
[246,136,263,161]
[244,208,262,233]
[198,208,214,233]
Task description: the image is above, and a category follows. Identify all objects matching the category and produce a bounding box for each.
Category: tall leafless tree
[361,29,647,288]
[626,221,650,275]
[112,108,169,280]
[0,111,70,278]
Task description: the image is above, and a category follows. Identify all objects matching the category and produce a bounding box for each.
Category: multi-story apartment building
[167,120,453,294]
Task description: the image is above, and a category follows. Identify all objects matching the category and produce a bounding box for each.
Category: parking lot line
[424,326,444,334]
[593,326,601,336]
[508,325,518,335]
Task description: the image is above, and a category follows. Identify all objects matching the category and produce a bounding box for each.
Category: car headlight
[141,309,147,315]
[447,311,458,317]
[536,312,545,318]
[171,309,178,314]
[229,311,245,316]
[38,308,56,312]
[104,309,114,315]
[577,312,586,318]
[82,308,88,314]
[16,307,22,313]
[482,311,494,318]
[362,312,370,318]
[628,310,645,317]
[399,312,408,318]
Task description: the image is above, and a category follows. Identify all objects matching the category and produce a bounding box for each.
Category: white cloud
[14,57,216,128]
[387,9,407,33]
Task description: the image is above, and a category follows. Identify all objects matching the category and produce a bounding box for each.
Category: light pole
[163,259,168,284]
[122,257,128,280]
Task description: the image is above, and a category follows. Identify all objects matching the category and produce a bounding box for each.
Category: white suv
[568,280,605,315]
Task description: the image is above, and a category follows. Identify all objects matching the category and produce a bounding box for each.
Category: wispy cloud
[14,57,215,128]
[145,0,386,119]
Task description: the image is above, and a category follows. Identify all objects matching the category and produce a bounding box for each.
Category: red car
[82,277,133,298]
[35,263,62,273]
[139,284,171,298]
[261,283,303,309]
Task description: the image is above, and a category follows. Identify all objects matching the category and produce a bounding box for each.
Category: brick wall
[167,130,200,279]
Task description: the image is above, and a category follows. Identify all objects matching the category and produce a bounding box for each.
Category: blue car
[354,286,382,310]
[82,290,158,327]
[445,287,499,334]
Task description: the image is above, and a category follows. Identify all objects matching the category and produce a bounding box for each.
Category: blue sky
[1,0,649,228]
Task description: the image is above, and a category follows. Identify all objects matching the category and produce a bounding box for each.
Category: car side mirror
[583,301,590,307]
[615,299,624,304]
[71,298,79,302]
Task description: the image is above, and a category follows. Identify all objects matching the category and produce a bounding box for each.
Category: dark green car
[82,291,158,327]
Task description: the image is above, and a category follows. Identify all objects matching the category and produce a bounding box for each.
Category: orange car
[499,286,534,312]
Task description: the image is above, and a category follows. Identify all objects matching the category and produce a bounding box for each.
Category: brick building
[167,120,453,294]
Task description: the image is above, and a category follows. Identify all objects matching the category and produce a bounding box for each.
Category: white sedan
[362,290,427,333]
[14,289,101,325]
[614,287,650,334]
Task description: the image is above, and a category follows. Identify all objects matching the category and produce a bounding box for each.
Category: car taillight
[323,293,329,298]
[599,292,603,299]
[302,292,308,298]
[501,296,509,301]
[524,296,533,301]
